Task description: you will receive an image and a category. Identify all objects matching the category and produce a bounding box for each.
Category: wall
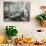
[0,0,46,40]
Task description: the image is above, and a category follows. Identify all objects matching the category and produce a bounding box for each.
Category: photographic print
[4,1,30,21]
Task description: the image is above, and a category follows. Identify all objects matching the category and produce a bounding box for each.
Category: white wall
[0,0,46,39]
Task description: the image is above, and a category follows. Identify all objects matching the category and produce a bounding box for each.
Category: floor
[14,43,46,46]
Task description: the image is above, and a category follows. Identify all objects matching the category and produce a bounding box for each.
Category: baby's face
[42,8,46,14]
[40,6,46,14]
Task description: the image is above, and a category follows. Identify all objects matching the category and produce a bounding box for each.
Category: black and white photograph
[4,1,30,21]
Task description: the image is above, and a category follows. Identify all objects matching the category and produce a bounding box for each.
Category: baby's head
[40,6,46,14]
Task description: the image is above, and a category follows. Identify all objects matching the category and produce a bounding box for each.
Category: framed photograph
[4,1,30,21]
